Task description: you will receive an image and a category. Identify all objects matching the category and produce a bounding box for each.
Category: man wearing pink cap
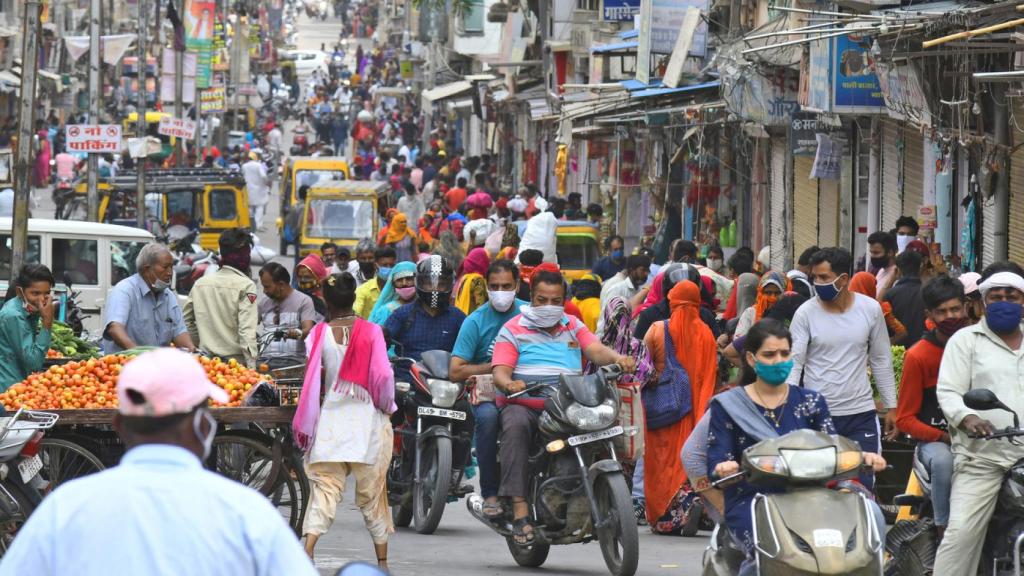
[0,349,317,575]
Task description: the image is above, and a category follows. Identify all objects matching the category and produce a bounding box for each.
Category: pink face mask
[396,286,416,301]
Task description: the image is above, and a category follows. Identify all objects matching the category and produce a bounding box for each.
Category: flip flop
[482,501,504,519]
[512,517,536,545]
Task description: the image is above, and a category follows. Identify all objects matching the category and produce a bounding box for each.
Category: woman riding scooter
[706,319,888,573]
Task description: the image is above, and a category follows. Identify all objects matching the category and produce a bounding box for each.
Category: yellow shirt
[573,297,601,334]
[354,278,382,319]
[183,266,259,367]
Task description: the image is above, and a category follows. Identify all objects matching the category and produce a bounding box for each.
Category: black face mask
[870,256,890,270]
[358,261,376,277]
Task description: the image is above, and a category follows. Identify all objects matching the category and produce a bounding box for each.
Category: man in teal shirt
[0,264,55,391]
[450,260,526,518]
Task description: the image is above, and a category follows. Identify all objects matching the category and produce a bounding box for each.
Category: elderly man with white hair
[101,243,195,354]
[934,264,1024,575]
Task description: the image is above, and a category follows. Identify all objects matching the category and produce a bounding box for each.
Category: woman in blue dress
[706,318,887,561]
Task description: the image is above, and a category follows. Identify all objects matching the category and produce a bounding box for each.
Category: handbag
[642,321,692,430]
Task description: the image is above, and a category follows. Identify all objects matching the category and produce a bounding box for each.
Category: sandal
[512,517,536,545]
[482,500,505,520]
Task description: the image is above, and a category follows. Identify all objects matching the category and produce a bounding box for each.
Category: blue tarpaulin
[590,41,639,53]
[631,80,720,99]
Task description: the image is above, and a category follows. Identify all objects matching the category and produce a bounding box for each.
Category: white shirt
[266,128,282,154]
[0,188,12,217]
[241,160,269,206]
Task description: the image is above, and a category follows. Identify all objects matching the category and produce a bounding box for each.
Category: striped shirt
[492,314,598,409]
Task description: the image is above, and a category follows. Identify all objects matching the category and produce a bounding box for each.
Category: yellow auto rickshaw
[277,156,351,252]
[297,180,391,257]
[91,169,250,250]
[515,219,600,282]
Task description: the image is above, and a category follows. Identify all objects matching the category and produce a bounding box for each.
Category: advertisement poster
[832,33,884,112]
[184,0,214,88]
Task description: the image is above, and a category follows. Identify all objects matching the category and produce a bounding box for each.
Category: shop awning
[421,80,473,103]
[591,41,638,53]
[619,29,639,40]
[0,70,19,93]
[631,80,720,99]
[0,27,17,38]
[528,98,552,120]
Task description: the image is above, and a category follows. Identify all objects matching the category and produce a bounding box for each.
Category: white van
[0,218,156,337]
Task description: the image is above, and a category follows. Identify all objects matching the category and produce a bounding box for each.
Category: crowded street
[1,0,1024,575]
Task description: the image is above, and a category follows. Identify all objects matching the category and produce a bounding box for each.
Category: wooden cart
[37,406,309,534]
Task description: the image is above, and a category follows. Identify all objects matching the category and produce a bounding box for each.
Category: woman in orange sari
[641,280,718,533]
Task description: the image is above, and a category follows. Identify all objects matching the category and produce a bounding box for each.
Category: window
[556,235,599,270]
[0,235,41,281]
[306,199,374,240]
[166,190,200,227]
[51,238,99,286]
[462,0,485,33]
[110,240,147,285]
[209,189,238,220]
[295,169,347,190]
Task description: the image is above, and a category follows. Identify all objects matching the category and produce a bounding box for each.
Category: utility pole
[421,10,438,153]
[12,0,43,277]
[174,0,185,166]
[86,0,101,222]
[137,0,148,228]
[231,14,244,132]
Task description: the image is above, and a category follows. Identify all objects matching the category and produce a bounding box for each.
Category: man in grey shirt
[786,247,897,489]
[257,263,316,367]
[102,244,195,354]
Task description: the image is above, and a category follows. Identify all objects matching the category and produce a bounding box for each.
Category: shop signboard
[803,31,884,113]
[199,87,226,114]
[725,68,800,127]
[601,0,640,21]
[790,112,842,156]
[66,125,122,153]
[875,60,931,126]
[158,116,197,140]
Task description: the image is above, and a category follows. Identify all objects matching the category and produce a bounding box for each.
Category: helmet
[415,255,454,309]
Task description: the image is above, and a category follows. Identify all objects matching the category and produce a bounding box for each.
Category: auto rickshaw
[277,156,350,252]
[515,219,600,282]
[297,180,391,257]
[93,169,251,251]
[123,111,176,162]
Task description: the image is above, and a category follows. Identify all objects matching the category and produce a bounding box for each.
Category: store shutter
[770,137,789,271]
[818,178,840,247]
[880,120,902,232]
[903,130,924,217]
[982,196,998,268]
[793,155,818,262]
[1009,101,1024,264]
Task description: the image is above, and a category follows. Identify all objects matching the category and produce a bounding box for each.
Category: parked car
[279,49,330,76]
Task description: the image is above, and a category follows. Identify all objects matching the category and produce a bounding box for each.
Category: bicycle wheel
[38,437,105,490]
[209,434,300,531]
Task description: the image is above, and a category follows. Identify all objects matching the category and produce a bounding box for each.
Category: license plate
[417,407,467,421]
[812,528,845,548]
[18,455,42,484]
[568,425,624,447]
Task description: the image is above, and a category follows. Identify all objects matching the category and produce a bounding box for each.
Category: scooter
[468,365,640,576]
[883,445,938,576]
[0,408,59,558]
[956,389,1024,576]
[702,429,884,575]
[387,350,474,535]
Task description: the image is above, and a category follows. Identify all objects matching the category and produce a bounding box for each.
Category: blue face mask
[986,301,1023,334]
[754,359,794,386]
[377,266,393,280]
[611,250,624,260]
[813,274,846,302]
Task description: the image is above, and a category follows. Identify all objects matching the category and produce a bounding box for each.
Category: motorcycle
[165,228,217,296]
[290,125,310,156]
[0,408,59,558]
[883,443,939,576]
[387,350,474,535]
[468,365,640,576]
[58,273,89,338]
[703,429,884,576]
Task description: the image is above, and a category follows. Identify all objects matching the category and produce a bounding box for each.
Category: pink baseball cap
[117,348,229,416]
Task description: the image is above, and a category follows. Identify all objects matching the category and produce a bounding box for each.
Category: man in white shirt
[241,152,270,231]
[266,123,283,156]
[934,267,1024,575]
[597,254,651,338]
[396,182,425,235]
[787,247,897,489]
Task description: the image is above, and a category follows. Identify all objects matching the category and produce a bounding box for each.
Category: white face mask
[708,258,723,271]
[152,278,171,292]
[521,304,564,328]
[488,290,517,313]
[896,234,914,253]
[193,409,217,461]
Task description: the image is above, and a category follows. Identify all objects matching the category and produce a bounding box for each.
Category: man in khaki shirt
[935,268,1024,575]
[184,229,259,367]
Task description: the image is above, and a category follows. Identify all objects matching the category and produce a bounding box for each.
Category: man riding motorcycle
[491,269,636,545]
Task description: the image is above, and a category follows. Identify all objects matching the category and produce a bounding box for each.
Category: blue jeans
[917,441,954,526]
[473,402,500,499]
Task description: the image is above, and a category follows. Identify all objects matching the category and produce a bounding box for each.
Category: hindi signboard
[601,0,640,21]
[199,87,226,114]
[158,116,197,140]
[65,125,122,154]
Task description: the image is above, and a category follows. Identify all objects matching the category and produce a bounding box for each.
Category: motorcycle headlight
[780,447,837,480]
[565,399,617,431]
[427,379,460,408]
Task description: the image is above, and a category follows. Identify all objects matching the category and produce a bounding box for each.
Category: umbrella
[466,191,493,209]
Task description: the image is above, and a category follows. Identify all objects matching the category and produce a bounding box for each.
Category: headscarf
[298,254,329,297]
[368,261,417,325]
[383,213,417,245]
[436,230,464,272]
[735,273,759,315]
[753,271,789,321]
[497,246,517,261]
[517,212,558,264]
[458,247,490,278]
[455,248,491,315]
[645,281,717,524]
[598,296,655,387]
[849,271,877,299]
[633,273,666,319]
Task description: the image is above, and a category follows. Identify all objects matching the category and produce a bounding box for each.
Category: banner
[810,133,842,180]
[184,0,215,88]
[199,87,226,114]
[64,34,138,65]
[158,116,197,140]
[66,125,122,154]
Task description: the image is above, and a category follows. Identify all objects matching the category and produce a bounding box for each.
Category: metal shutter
[793,155,819,259]
[903,130,924,217]
[1010,101,1024,264]
[880,120,902,232]
[982,195,998,268]
[770,137,789,271]
[819,178,840,247]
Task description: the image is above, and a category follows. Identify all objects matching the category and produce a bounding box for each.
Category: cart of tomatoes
[0,349,311,534]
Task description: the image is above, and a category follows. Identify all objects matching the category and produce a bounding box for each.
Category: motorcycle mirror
[964,389,1020,428]
[62,271,73,290]
[396,382,411,394]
